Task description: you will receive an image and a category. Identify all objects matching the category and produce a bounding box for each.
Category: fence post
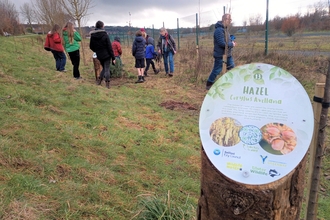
[152,24,155,41]
[306,59,330,220]
[196,13,199,48]
[177,18,180,50]
[304,82,324,220]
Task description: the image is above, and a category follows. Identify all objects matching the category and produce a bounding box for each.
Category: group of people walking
[44,22,82,80]
[132,27,177,83]
[44,13,235,90]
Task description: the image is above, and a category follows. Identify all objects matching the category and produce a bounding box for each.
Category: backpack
[44,35,51,51]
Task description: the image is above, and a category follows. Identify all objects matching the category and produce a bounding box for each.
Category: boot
[135,76,144,83]
[105,81,110,89]
[144,70,148,77]
[96,77,102,85]
[206,81,214,90]
[142,76,145,82]
[154,69,159,74]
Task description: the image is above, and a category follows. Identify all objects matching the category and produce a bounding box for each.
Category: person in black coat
[89,20,116,89]
[132,30,146,83]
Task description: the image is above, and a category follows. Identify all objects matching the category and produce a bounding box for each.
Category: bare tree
[60,0,94,65]
[248,13,264,32]
[32,0,67,31]
[312,0,328,16]
[302,0,329,31]
[20,2,36,33]
[248,13,263,26]
[0,0,20,35]
[269,15,283,32]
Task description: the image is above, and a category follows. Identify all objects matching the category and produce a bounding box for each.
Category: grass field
[0,33,329,219]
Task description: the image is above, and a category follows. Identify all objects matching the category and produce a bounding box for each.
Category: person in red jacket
[44,24,67,72]
[111,36,123,77]
[112,36,122,60]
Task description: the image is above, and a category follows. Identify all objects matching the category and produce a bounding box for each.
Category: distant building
[21,24,49,34]
[237,27,248,33]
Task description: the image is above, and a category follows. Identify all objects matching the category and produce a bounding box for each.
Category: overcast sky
[14,0,322,28]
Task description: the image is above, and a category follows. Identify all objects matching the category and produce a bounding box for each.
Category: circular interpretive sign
[199,63,314,185]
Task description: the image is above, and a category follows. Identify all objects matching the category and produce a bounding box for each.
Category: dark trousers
[68,50,80,78]
[51,50,66,71]
[99,58,111,81]
[207,56,235,83]
[145,58,156,72]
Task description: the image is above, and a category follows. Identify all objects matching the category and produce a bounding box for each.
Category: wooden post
[221,26,228,75]
[304,83,325,219]
[197,147,307,220]
[306,59,330,220]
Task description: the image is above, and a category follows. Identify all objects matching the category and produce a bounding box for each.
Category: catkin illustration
[210,117,242,146]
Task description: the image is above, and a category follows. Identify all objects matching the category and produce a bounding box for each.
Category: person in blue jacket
[144,37,159,76]
[206,13,236,90]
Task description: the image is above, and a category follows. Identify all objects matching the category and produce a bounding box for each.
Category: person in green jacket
[63,22,82,79]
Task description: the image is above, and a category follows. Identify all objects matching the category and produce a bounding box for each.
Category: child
[144,37,159,76]
[89,20,116,89]
[111,36,123,77]
[44,24,66,72]
[62,22,82,79]
[140,28,149,46]
[132,30,146,83]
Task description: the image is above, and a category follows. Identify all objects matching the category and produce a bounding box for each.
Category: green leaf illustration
[248,63,257,70]
[226,71,234,79]
[219,83,232,89]
[239,69,248,77]
[254,79,265,85]
[215,87,223,94]
[269,72,276,80]
[253,69,263,75]
[219,93,225,100]
[270,66,278,72]
[244,74,251,82]
[279,69,292,78]
[224,74,230,81]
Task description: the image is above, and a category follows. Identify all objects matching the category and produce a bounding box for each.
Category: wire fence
[107,9,224,50]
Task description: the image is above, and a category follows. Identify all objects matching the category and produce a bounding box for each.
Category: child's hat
[140,28,145,32]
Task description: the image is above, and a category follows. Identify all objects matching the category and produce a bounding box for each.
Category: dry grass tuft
[2,200,37,220]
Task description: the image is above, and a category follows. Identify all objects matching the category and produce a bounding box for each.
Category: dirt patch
[159,100,197,111]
